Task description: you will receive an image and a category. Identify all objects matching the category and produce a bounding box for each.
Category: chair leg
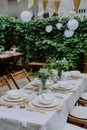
[30,67,33,73]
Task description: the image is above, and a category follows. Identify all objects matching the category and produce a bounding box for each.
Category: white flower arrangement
[50,57,69,72]
[38,68,49,79]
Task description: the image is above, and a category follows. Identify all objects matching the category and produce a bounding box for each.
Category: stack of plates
[62,71,83,80]
[2,94,27,102]
[30,79,42,87]
[32,95,60,108]
[1,90,28,103]
[53,85,73,91]
[53,81,73,91]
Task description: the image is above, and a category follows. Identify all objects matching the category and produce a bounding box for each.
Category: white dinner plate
[2,94,28,102]
[80,92,87,100]
[53,85,73,91]
[32,96,60,108]
[70,106,87,119]
[68,74,83,78]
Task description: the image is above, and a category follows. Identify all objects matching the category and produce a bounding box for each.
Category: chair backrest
[0,75,12,96]
[78,98,87,106]
[68,114,87,128]
[64,123,87,130]
[0,75,12,89]
[68,106,87,128]
[10,69,31,89]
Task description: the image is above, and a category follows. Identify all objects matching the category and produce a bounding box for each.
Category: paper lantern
[64,30,74,38]
[67,19,79,31]
[20,10,32,22]
[56,23,62,30]
[45,25,53,33]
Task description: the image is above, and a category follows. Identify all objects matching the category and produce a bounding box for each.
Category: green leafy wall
[0,15,87,71]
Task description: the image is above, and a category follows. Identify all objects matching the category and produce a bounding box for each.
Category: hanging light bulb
[20,10,32,22]
[64,29,74,38]
[56,23,62,30]
[45,25,53,33]
[67,19,79,31]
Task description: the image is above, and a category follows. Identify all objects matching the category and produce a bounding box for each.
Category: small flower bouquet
[38,68,50,79]
[50,57,69,78]
[50,57,69,72]
[38,68,49,89]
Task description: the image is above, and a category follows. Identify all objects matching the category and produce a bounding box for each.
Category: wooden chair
[10,69,31,89]
[67,91,87,129]
[0,75,12,96]
[76,91,87,106]
[63,123,87,130]
[68,115,87,128]
[68,106,87,129]
[0,75,12,89]
[77,98,87,106]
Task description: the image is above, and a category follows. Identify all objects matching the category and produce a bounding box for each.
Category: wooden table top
[0,52,23,59]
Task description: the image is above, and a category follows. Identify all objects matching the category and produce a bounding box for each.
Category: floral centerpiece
[38,68,50,90]
[50,57,69,78]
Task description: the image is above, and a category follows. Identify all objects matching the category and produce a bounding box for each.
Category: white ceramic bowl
[7,90,21,99]
[39,94,54,105]
[70,71,80,77]
[50,69,58,76]
[57,81,68,86]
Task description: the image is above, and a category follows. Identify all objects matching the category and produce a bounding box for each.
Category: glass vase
[58,70,62,79]
[41,78,46,90]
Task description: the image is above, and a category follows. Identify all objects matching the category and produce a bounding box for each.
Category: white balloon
[64,29,74,38]
[67,19,79,31]
[56,23,62,30]
[45,25,53,33]
[20,10,32,22]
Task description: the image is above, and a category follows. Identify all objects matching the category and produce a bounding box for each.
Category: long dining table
[0,74,87,130]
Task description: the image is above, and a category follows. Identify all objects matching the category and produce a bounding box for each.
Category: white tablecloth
[0,77,87,130]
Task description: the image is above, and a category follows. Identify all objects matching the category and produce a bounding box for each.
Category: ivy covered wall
[0,15,87,71]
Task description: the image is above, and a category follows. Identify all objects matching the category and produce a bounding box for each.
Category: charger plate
[53,85,73,91]
[68,74,83,79]
[2,94,28,102]
[70,106,87,119]
[32,96,60,108]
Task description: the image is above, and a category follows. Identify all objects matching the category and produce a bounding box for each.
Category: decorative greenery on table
[32,68,51,90]
[48,57,69,72]
[0,15,87,71]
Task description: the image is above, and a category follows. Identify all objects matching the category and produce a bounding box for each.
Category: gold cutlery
[0,102,14,108]
[27,106,46,114]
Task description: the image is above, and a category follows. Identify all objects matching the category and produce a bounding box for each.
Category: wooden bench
[28,62,50,72]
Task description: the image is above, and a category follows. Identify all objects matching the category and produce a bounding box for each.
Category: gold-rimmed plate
[53,85,73,91]
[2,94,28,102]
[32,96,60,108]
